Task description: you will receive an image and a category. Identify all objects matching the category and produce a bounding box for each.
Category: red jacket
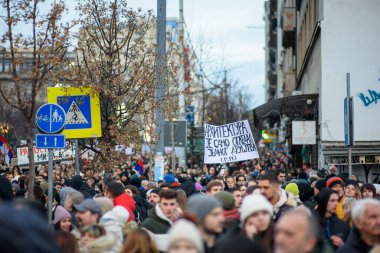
[114,193,135,222]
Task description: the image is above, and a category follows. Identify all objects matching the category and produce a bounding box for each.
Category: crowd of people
[0,154,380,253]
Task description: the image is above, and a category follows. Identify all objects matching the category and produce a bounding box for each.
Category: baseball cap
[74,199,101,214]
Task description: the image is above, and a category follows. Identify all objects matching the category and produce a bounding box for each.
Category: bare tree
[0,0,72,199]
[59,0,179,168]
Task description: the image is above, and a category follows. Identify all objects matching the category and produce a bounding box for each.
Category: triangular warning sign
[66,101,89,124]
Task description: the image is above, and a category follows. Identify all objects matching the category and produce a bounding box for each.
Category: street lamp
[0,122,10,134]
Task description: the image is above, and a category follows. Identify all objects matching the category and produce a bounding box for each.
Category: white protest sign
[204,120,259,164]
[16,146,75,165]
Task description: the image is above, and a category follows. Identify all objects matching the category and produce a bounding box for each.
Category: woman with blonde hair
[344,180,362,200]
[120,228,159,253]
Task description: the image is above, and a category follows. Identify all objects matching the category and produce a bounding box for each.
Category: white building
[255,0,380,182]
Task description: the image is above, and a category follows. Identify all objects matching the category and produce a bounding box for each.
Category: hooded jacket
[273,189,297,221]
[316,188,350,249]
[70,175,95,199]
[113,193,135,222]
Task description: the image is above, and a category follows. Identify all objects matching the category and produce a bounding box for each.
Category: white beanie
[240,194,273,223]
[168,219,204,253]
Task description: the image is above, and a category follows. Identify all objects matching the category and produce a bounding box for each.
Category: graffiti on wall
[357,78,380,107]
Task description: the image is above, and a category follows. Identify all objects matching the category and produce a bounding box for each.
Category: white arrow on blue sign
[36,134,66,149]
[36,103,66,134]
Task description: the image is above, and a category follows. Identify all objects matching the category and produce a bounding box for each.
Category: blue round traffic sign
[36,103,66,134]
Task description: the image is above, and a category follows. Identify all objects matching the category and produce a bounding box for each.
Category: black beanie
[315,179,326,191]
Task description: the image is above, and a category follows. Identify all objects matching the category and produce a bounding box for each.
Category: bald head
[275,210,318,253]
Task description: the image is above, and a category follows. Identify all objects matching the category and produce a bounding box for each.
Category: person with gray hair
[275,209,334,253]
[337,198,380,253]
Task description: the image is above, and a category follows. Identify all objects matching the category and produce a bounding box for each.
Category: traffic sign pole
[346,73,352,179]
[75,139,80,175]
[47,149,53,223]
[36,103,67,222]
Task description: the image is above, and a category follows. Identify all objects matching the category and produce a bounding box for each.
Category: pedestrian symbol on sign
[66,101,89,124]
[36,103,66,134]
[56,95,92,130]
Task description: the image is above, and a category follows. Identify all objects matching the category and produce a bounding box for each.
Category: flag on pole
[134,159,144,175]
[0,135,14,165]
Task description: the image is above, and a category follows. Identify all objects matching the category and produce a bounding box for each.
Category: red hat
[326,177,344,188]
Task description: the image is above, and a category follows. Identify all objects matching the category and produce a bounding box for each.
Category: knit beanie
[168,219,204,253]
[240,194,273,223]
[214,191,235,211]
[148,187,161,196]
[53,205,71,224]
[188,194,221,222]
[95,197,114,215]
[326,176,344,188]
[163,174,176,184]
[285,183,299,196]
[315,179,326,191]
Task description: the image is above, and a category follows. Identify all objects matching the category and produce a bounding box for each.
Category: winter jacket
[223,209,240,233]
[113,193,135,222]
[316,213,350,249]
[273,189,297,221]
[70,175,96,199]
[142,204,172,251]
[336,227,373,253]
[311,239,335,253]
[315,188,350,249]
[80,232,119,253]
[133,194,149,225]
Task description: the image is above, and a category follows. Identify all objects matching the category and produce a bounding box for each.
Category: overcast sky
[1,0,266,107]
[128,0,266,108]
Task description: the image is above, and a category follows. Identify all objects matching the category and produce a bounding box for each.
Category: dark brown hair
[206,180,223,192]
[55,231,80,253]
[159,188,177,200]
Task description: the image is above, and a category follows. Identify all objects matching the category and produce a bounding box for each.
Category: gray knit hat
[188,194,222,222]
[214,191,235,211]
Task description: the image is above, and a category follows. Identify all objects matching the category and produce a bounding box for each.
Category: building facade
[255,0,380,182]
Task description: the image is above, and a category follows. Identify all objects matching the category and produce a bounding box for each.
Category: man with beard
[75,199,102,228]
[258,173,297,221]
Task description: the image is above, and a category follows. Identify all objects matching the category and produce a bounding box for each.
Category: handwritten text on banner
[204,120,259,164]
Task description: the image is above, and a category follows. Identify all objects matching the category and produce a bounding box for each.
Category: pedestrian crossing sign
[47,87,102,139]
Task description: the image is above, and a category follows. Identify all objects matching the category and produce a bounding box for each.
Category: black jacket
[316,212,350,250]
[336,227,373,253]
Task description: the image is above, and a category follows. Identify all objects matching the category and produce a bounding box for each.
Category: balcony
[282,7,296,48]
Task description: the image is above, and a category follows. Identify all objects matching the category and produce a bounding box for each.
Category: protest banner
[204,120,259,164]
[16,146,75,165]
